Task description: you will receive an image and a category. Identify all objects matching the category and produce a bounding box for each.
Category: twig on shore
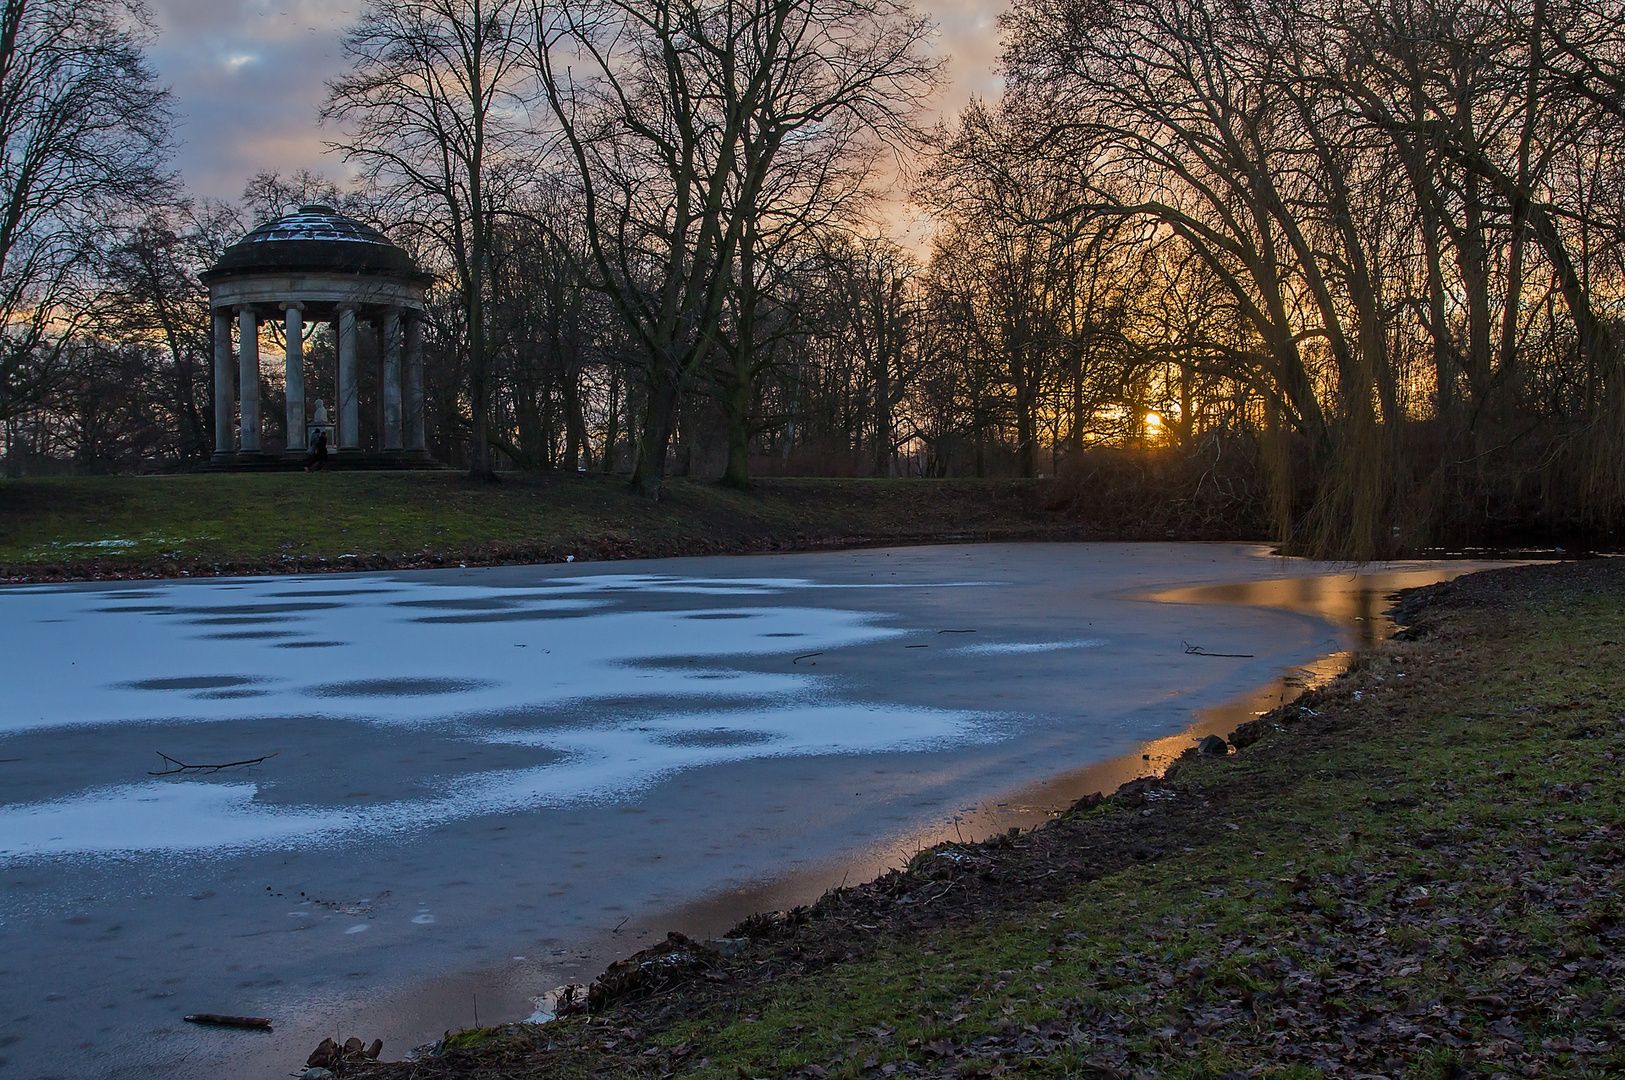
[792,652,824,664]
[149,751,281,775]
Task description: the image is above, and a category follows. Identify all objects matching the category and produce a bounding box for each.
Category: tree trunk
[515,374,544,468]
[562,368,585,471]
[720,360,752,488]
[873,360,891,478]
[1015,360,1036,478]
[1178,361,1194,448]
[601,368,620,473]
[629,374,679,499]
[468,345,494,481]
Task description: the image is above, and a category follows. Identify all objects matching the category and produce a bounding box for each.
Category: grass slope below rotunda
[0,473,1114,582]
[337,559,1624,1080]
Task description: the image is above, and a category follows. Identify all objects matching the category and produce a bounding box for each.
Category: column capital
[235,304,257,316]
[280,301,306,312]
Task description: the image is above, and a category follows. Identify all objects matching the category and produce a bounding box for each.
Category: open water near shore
[0,543,1511,1079]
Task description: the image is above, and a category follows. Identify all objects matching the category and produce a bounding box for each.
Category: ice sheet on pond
[0,572,1001,862]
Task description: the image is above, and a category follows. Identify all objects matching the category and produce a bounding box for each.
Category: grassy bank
[0,473,1104,582]
[332,559,1624,1079]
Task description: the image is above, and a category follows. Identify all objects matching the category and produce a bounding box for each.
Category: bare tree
[818,233,922,476]
[528,0,939,497]
[240,169,380,225]
[997,0,1625,552]
[324,0,533,480]
[0,0,172,435]
[96,200,238,459]
[921,99,1118,477]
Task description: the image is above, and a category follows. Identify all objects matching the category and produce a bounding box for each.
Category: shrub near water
[1047,437,1273,542]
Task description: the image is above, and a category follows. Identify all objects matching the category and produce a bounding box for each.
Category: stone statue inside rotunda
[309,397,334,448]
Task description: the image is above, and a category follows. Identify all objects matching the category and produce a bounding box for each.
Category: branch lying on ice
[1183,641,1255,658]
[149,750,281,775]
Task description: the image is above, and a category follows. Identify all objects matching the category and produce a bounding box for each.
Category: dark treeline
[3,0,1625,556]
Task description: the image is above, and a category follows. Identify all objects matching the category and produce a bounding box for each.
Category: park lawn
[0,472,1071,579]
[349,559,1625,1080]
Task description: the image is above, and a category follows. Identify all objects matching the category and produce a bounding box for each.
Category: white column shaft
[382,308,403,451]
[284,307,306,452]
[237,308,260,453]
[337,307,360,450]
[212,312,233,455]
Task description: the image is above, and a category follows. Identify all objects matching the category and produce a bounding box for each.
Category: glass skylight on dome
[238,204,393,246]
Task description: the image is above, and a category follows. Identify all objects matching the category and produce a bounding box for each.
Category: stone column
[237,306,261,453]
[212,311,233,457]
[405,314,426,452]
[337,305,360,450]
[283,303,306,453]
[382,307,403,451]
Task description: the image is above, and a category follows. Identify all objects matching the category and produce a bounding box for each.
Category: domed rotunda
[201,205,437,466]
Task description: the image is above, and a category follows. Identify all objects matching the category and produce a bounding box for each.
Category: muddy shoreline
[279,561,1494,1076]
[331,559,1625,1080]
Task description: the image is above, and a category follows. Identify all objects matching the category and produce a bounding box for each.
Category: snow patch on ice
[0,782,356,859]
[0,703,987,860]
[0,576,933,734]
[953,638,1108,656]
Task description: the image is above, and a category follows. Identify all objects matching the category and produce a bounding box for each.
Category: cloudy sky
[147,0,1007,207]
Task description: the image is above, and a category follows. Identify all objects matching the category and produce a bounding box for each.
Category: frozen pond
[0,543,1501,1079]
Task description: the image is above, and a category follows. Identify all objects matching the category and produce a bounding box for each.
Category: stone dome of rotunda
[202,205,429,283]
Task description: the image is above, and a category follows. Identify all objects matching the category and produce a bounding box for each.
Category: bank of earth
[331,559,1624,1080]
[0,473,1181,583]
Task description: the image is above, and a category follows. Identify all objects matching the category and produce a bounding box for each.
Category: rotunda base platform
[202,449,445,472]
